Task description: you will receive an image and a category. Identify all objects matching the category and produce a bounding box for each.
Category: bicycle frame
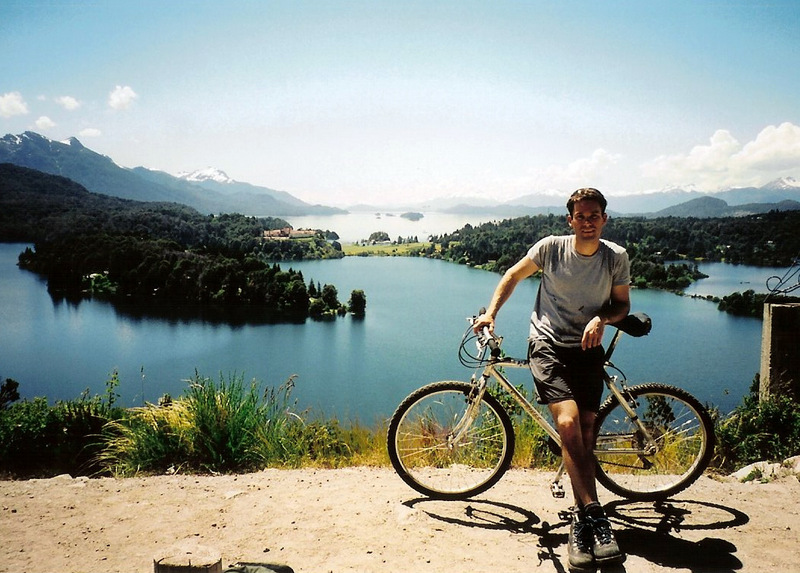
[467,324,658,497]
[388,310,711,502]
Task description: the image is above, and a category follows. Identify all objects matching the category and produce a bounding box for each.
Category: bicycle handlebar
[468,309,652,361]
[472,308,502,358]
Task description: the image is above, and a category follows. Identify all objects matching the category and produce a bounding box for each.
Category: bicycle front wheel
[387,381,515,500]
[594,383,715,502]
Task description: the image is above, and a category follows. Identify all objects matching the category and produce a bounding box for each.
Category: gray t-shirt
[527,235,630,346]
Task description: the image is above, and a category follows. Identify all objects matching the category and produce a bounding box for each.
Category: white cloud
[535,148,622,189]
[0,91,28,118]
[78,128,102,137]
[108,85,138,110]
[640,123,800,190]
[35,116,56,130]
[55,95,81,111]
[642,130,741,179]
[733,122,800,172]
[562,149,622,181]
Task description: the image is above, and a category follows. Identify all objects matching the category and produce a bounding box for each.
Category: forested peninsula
[423,211,800,315]
[0,164,360,319]
[3,162,799,319]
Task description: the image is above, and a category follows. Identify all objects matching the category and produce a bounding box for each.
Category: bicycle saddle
[612,312,652,337]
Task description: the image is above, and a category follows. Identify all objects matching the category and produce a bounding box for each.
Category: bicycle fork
[446,375,490,449]
[603,376,659,456]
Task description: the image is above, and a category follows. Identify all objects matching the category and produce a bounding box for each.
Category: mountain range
[382,179,800,218]
[1,131,799,219]
[0,132,344,217]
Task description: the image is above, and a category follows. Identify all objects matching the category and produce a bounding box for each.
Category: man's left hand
[582,316,606,350]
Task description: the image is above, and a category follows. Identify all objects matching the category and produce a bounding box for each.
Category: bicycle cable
[458,323,491,368]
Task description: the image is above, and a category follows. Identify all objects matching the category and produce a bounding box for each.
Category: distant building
[263,228,318,240]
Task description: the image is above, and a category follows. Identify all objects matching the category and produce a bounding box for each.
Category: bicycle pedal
[550,482,565,498]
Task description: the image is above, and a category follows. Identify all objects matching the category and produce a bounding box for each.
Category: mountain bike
[387,311,715,502]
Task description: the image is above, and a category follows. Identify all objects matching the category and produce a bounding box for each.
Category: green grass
[3,372,799,479]
[95,372,387,476]
[342,242,435,257]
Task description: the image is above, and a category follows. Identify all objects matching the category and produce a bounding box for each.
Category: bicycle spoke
[387,382,514,499]
[594,384,714,502]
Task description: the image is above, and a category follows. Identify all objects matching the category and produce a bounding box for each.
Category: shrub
[714,375,800,472]
[487,381,559,469]
[97,372,366,476]
[0,373,123,477]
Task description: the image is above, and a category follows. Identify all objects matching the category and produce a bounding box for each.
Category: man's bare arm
[474,257,539,333]
[581,284,631,350]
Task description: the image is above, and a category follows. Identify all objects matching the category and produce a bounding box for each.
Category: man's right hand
[473,312,495,334]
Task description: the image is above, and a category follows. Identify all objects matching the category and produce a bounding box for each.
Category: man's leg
[551,400,597,570]
[549,400,597,507]
[576,406,624,565]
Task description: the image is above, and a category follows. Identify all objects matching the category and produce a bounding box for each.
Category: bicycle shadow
[403,497,570,571]
[605,498,749,572]
[403,497,749,572]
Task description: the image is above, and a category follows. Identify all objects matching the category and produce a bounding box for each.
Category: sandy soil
[2,467,799,573]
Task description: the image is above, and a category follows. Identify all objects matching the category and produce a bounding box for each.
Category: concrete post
[154,541,222,573]
[760,303,800,402]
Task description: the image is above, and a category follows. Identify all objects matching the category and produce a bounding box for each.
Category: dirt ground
[2,467,799,573]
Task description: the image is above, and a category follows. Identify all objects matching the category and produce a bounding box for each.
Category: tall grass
[97,372,387,476]
[0,372,123,477]
[4,370,798,479]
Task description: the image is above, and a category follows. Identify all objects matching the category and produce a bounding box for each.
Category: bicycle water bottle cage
[612,312,652,337]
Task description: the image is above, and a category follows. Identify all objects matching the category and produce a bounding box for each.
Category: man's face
[567,199,608,241]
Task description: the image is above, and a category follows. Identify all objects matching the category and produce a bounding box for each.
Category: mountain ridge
[2,131,798,219]
[0,132,345,217]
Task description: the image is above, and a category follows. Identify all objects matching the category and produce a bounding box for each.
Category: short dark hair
[567,188,607,215]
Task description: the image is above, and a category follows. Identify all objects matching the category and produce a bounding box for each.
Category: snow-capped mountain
[0,131,345,216]
[766,176,800,190]
[177,167,235,185]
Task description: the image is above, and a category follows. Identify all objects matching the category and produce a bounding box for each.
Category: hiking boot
[587,512,624,565]
[567,507,595,572]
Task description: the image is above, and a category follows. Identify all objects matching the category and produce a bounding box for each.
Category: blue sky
[1,0,799,206]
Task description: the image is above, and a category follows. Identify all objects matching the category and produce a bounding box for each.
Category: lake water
[285,211,498,243]
[682,261,794,298]
[0,243,766,421]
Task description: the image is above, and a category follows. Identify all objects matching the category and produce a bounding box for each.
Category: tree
[321,284,340,311]
[368,231,390,243]
[348,290,366,316]
[0,378,20,410]
[308,298,327,318]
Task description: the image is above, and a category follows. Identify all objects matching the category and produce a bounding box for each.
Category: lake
[284,211,498,243]
[0,243,766,422]
[681,261,792,298]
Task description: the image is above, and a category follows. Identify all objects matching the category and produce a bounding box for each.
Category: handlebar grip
[482,326,501,357]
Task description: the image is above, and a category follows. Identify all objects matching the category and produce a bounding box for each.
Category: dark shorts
[528,338,605,412]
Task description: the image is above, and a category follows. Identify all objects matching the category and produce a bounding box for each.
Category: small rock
[785,455,800,475]
[732,461,782,482]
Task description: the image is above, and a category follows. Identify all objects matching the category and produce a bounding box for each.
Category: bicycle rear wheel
[387,381,515,500]
[594,383,715,502]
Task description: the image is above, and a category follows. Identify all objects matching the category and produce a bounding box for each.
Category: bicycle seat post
[603,327,623,363]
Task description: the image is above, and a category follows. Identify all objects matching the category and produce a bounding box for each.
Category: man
[474,188,630,571]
